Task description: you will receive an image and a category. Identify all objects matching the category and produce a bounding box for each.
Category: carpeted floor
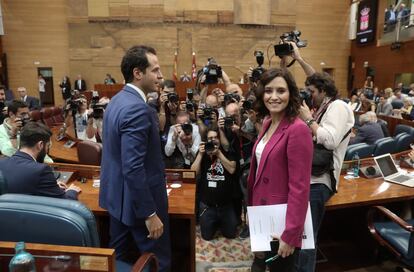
[195,226,407,272]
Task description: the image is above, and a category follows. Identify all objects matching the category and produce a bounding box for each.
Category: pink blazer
[247,116,313,248]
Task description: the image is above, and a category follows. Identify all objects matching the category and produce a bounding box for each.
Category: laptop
[373,153,414,187]
[53,171,75,184]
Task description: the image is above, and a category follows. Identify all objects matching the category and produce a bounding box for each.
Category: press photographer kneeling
[191,129,238,241]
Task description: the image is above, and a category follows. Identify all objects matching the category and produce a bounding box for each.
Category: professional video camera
[203,58,222,85]
[90,92,100,107]
[167,93,179,103]
[250,50,266,83]
[181,123,193,136]
[92,104,106,119]
[274,30,307,58]
[299,89,313,109]
[67,98,82,112]
[204,140,216,153]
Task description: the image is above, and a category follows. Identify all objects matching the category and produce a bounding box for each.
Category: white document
[247,203,314,252]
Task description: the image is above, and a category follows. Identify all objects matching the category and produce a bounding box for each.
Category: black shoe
[239,225,249,239]
[251,256,266,272]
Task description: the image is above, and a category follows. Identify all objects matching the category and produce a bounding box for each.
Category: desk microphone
[360,165,381,179]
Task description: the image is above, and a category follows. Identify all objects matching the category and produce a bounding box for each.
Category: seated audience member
[0,86,8,124]
[384,87,394,103]
[0,100,53,163]
[365,111,390,137]
[0,122,81,199]
[376,95,393,116]
[104,73,116,85]
[399,97,414,120]
[359,93,375,112]
[191,129,237,240]
[349,113,384,145]
[348,94,361,112]
[17,87,40,110]
[164,111,201,169]
[64,95,97,142]
[391,89,406,102]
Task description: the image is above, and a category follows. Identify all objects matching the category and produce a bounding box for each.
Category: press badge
[208,181,217,188]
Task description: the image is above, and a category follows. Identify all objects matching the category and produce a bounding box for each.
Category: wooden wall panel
[2,0,70,106]
[3,0,351,104]
[351,40,414,91]
[234,0,271,25]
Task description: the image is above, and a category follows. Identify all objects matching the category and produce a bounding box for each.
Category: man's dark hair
[20,122,52,148]
[305,73,338,98]
[121,45,156,83]
[8,100,28,115]
[255,68,301,121]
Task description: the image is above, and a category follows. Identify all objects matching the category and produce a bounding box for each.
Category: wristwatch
[305,119,316,127]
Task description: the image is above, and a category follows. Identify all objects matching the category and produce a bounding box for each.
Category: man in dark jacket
[349,113,384,145]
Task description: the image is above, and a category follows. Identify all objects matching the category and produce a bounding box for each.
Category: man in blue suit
[99,45,170,271]
[17,87,40,110]
[349,112,384,145]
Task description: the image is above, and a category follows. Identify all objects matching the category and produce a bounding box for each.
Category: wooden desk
[0,241,115,272]
[327,175,414,210]
[50,163,196,272]
[49,127,79,164]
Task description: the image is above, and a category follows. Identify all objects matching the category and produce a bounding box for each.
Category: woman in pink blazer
[248,68,313,272]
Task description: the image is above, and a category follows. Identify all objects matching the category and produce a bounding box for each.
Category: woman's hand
[271,236,295,258]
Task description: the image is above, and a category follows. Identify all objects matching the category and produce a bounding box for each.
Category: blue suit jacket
[24,96,40,110]
[99,85,167,226]
[0,151,77,199]
[350,122,385,145]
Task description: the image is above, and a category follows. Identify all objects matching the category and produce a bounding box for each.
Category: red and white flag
[173,51,178,81]
[191,52,197,81]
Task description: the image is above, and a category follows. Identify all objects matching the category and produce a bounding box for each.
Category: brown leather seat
[76,141,102,166]
[29,110,42,122]
[41,107,54,127]
[52,106,64,123]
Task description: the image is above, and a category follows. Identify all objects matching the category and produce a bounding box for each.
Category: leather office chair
[29,110,42,123]
[0,194,100,247]
[368,206,414,269]
[373,137,397,156]
[394,124,414,140]
[0,171,7,195]
[391,100,404,110]
[116,253,159,272]
[77,141,102,166]
[51,106,65,124]
[377,119,390,137]
[345,143,375,161]
[395,133,413,153]
[41,107,55,127]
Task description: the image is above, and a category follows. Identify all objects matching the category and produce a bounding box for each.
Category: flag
[191,52,197,81]
[173,51,178,81]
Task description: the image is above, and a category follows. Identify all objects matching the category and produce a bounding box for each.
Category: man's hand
[57,181,68,190]
[66,184,81,193]
[11,117,23,136]
[289,42,302,61]
[145,214,164,239]
[218,117,225,129]
[172,124,182,141]
[247,109,257,123]
[199,142,206,154]
[299,101,313,122]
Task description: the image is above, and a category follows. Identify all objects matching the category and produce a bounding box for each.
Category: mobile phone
[270,240,280,253]
[410,143,414,150]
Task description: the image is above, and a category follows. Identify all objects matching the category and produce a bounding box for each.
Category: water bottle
[9,242,36,272]
[352,152,360,177]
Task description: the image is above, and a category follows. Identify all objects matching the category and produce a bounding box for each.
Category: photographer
[191,128,238,241]
[64,95,97,142]
[195,94,220,139]
[0,86,9,124]
[0,100,54,163]
[158,79,179,135]
[164,111,201,169]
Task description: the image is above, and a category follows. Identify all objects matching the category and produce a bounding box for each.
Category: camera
[167,93,179,103]
[203,58,222,85]
[20,114,31,127]
[224,116,235,128]
[181,123,193,136]
[186,88,194,101]
[250,50,266,83]
[299,89,313,109]
[67,98,82,112]
[204,141,216,153]
[202,107,213,120]
[224,93,240,104]
[242,99,254,111]
[186,101,196,112]
[91,94,100,107]
[0,101,5,112]
[92,104,106,119]
[274,30,307,57]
